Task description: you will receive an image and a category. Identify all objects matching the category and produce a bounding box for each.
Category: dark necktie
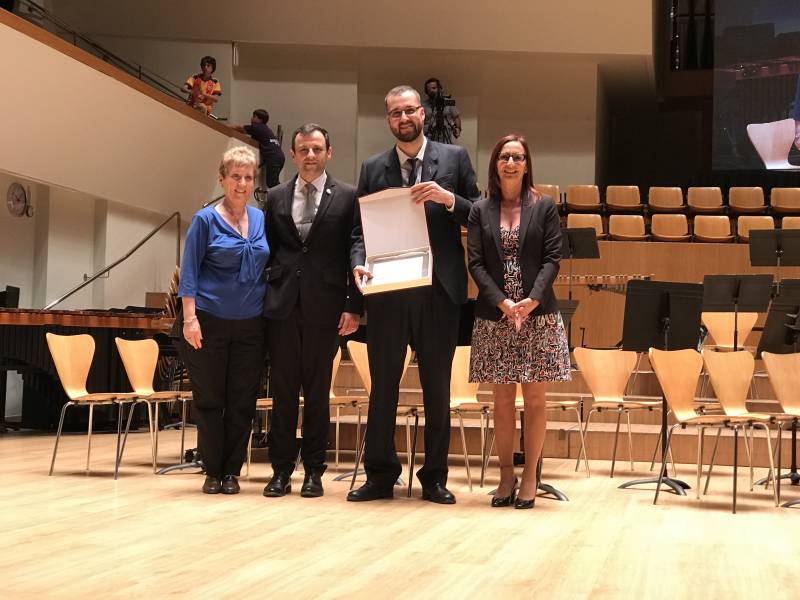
[298,182,316,240]
[406,157,419,187]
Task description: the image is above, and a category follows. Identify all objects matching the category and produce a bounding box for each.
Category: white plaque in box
[358,187,432,295]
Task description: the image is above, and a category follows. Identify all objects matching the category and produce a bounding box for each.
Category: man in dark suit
[348,85,480,503]
[262,123,362,498]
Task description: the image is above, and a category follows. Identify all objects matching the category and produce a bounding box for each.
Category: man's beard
[391,121,422,143]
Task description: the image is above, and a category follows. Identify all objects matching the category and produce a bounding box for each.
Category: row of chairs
[44,334,799,513]
[575,345,800,514]
[537,184,800,216]
[46,333,192,479]
[568,213,797,243]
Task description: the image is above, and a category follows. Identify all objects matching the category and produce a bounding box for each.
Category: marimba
[0,308,172,430]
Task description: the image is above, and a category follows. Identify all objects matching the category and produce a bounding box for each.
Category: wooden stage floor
[2,428,799,599]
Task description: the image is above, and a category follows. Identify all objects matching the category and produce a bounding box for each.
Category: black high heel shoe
[491,478,518,507]
[514,477,538,509]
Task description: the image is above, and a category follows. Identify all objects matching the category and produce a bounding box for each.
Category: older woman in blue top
[179,146,269,495]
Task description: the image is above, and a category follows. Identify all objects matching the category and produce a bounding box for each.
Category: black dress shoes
[221,475,240,495]
[347,481,394,502]
[263,471,292,497]
[300,470,325,498]
[421,483,456,504]
[202,476,222,494]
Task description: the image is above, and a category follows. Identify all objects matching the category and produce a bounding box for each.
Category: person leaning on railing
[182,55,222,116]
[178,146,269,495]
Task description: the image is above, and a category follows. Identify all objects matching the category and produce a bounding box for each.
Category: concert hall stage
[2,428,797,598]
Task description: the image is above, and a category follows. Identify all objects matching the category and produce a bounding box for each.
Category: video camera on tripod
[424,77,460,144]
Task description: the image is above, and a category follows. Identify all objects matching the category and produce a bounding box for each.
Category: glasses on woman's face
[497,153,526,164]
[387,105,422,120]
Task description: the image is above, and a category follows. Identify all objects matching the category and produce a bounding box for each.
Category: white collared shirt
[292,171,327,228]
[395,138,454,212]
[396,137,427,187]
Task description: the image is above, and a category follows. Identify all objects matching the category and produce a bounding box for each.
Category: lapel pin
[326,188,332,194]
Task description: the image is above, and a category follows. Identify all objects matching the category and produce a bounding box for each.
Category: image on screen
[713,0,800,170]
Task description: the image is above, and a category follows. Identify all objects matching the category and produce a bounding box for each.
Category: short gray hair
[384,85,420,111]
[219,146,257,177]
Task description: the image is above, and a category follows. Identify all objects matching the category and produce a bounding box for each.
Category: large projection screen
[713,1,800,171]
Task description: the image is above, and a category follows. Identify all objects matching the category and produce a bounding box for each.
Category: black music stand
[701,275,773,350]
[754,279,800,500]
[749,229,800,296]
[617,279,704,496]
[561,228,600,348]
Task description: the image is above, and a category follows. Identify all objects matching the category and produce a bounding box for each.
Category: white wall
[0,172,39,420]
[0,17,245,219]
[97,200,184,310]
[233,44,359,183]
[92,36,233,120]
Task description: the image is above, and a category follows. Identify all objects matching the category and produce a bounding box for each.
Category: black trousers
[266,305,339,473]
[182,311,266,478]
[265,158,284,188]
[364,283,459,489]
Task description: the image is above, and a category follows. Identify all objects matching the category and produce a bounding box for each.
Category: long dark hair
[487,133,540,204]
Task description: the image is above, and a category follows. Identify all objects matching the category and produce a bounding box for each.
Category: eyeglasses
[387,105,422,120]
[497,153,526,164]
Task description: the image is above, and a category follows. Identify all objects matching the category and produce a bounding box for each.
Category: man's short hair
[200,55,216,72]
[252,109,269,124]
[424,77,441,89]
[291,123,331,151]
[384,85,421,111]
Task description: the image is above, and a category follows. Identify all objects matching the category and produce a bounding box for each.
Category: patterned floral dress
[469,225,571,384]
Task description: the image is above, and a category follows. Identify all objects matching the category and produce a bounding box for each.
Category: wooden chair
[573,347,661,477]
[770,188,800,215]
[701,349,780,506]
[693,215,733,243]
[701,312,759,352]
[566,185,601,212]
[648,187,685,213]
[780,216,800,229]
[606,186,643,213]
[448,346,491,491]
[736,215,774,243]
[534,184,560,205]
[46,333,139,479]
[651,214,690,242]
[728,187,766,215]
[115,338,193,473]
[648,348,752,513]
[761,352,800,507]
[687,187,724,214]
[746,119,798,170]
[345,341,414,492]
[608,215,647,241]
[566,213,605,238]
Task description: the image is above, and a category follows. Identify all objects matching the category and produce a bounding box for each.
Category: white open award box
[358,187,432,295]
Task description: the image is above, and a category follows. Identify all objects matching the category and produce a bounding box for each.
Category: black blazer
[263,174,363,326]
[467,194,562,321]
[353,139,480,305]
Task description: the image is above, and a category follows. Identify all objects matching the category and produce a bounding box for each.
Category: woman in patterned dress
[467,134,570,508]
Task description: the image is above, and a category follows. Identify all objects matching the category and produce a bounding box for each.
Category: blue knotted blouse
[179,204,269,320]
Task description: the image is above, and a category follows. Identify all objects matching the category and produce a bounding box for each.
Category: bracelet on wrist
[184,316,198,325]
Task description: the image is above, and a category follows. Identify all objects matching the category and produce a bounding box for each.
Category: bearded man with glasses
[349,85,480,504]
